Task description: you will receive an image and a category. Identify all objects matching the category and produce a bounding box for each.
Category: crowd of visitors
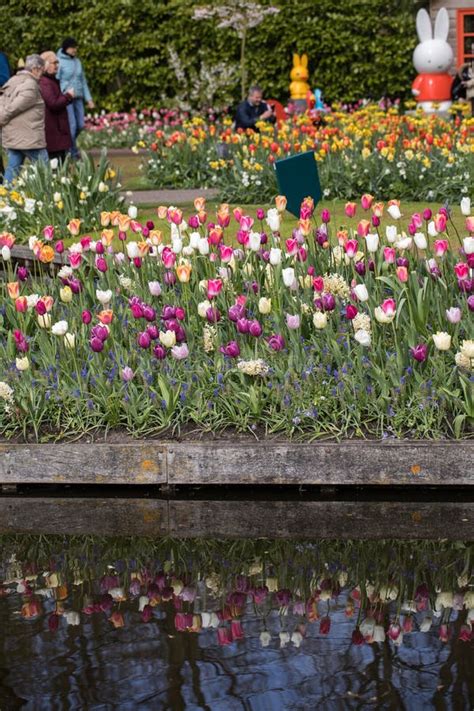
[0,38,93,183]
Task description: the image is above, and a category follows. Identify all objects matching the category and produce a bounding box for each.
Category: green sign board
[275,150,323,217]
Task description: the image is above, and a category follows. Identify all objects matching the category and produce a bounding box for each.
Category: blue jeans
[67,98,85,159]
[4,148,49,184]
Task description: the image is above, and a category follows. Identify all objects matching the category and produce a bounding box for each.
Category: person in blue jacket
[0,50,12,180]
[56,37,94,159]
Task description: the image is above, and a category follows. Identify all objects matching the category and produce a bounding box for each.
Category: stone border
[0,497,472,538]
[0,440,472,487]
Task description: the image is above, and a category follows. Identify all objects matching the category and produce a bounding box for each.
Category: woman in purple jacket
[38,51,74,161]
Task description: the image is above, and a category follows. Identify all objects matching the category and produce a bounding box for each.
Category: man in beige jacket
[0,54,48,184]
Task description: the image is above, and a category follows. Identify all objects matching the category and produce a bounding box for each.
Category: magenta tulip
[410,343,428,362]
[249,320,263,337]
[220,340,240,357]
[153,344,167,359]
[267,334,285,351]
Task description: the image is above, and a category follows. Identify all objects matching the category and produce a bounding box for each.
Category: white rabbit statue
[412,7,453,113]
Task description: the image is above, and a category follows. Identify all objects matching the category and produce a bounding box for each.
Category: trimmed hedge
[0,0,424,109]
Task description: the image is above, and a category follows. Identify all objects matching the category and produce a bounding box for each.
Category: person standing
[234,85,276,132]
[0,49,12,180]
[0,54,48,184]
[56,37,94,159]
[39,51,74,162]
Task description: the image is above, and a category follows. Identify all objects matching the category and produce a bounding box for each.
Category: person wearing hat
[39,51,74,162]
[57,37,94,159]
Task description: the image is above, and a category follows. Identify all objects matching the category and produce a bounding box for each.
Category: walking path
[121,188,219,205]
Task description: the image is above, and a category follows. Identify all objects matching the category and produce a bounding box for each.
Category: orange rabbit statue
[290,53,310,100]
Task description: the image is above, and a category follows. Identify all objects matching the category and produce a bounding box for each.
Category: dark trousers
[48,150,67,162]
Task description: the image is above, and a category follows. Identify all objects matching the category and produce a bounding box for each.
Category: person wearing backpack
[56,37,94,159]
[0,50,12,181]
[0,54,48,184]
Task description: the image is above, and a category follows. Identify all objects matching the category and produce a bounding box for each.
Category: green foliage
[0,0,421,109]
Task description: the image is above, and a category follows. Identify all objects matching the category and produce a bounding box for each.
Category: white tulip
[269,248,282,265]
[37,314,51,329]
[395,236,412,250]
[26,294,39,308]
[248,231,261,251]
[353,284,369,302]
[313,311,328,329]
[354,329,371,347]
[189,232,201,249]
[282,267,295,287]
[366,233,379,253]
[387,204,402,220]
[1,245,11,260]
[385,225,398,243]
[15,357,29,371]
[53,192,61,203]
[266,208,281,232]
[98,181,108,193]
[460,197,471,216]
[182,245,194,257]
[52,320,68,336]
[126,242,140,259]
[127,205,138,219]
[432,331,451,351]
[96,289,112,305]
[374,307,393,324]
[172,237,183,254]
[50,158,59,170]
[64,333,76,349]
[198,300,211,318]
[159,330,176,348]
[463,237,474,255]
[414,232,427,250]
[197,238,209,255]
[428,221,438,237]
[138,595,149,612]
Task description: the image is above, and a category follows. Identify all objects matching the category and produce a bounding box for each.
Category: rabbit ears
[416,7,449,42]
[293,53,308,68]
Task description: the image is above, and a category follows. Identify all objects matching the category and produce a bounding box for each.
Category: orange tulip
[157,205,168,220]
[118,215,131,232]
[15,296,28,312]
[100,211,111,227]
[138,241,150,256]
[101,229,114,246]
[67,218,81,236]
[298,219,311,236]
[39,245,55,263]
[275,195,287,212]
[41,295,54,312]
[7,281,19,299]
[176,263,192,283]
[98,309,113,324]
[149,230,162,246]
[194,197,206,212]
[372,202,384,218]
[109,211,121,227]
[0,231,16,248]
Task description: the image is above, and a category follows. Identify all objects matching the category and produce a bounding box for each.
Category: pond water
[0,507,473,710]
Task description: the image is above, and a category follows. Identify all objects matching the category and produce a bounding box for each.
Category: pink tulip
[15,296,28,313]
[423,208,432,221]
[286,314,300,329]
[285,238,298,256]
[346,304,358,319]
[95,256,108,272]
[410,343,428,362]
[383,247,396,264]
[357,219,370,237]
[220,340,240,357]
[249,319,263,337]
[161,247,176,268]
[446,306,461,323]
[207,279,223,299]
[239,215,254,232]
[312,276,324,292]
[171,343,189,360]
[411,212,423,229]
[434,213,447,232]
[69,252,83,269]
[219,244,234,262]
[381,298,396,317]
[42,225,55,241]
[321,208,330,223]
[466,216,474,233]
[55,240,64,254]
[396,266,408,282]
[267,334,285,351]
[361,194,374,210]
[345,239,358,258]
[454,262,469,280]
[345,202,357,218]
[434,240,449,257]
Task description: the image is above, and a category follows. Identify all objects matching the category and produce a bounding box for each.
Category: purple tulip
[146,324,159,340]
[315,229,327,247]
[371,215,380,227]
[410,343,428,362]
[131,302,144,319]
[95,256,108,272]
[82,309,92,324]
[17,266,29,281]
[175,306,186,321]
[467,295,474,312]
[249,319,263,337]
[146,220,154,230]
[175,325,187,342]
[267,333,285,351]
[137,331,151,349]
[286,313,300,329]
[142,305,156,322]
[355,260,366,276]
[91,324,109,341]
[236,318,250,334]
[90,337,104,353]
[322,293,336,311]
[164,271,176,285]
[220,340,240,357]
[396,257,409,268]
[368,259,375,272]
[161,305,176,320]
[458,278,474,294]
[69,278,82,294]
[188,214,199,229]
[95,241,104,255]
[206,306,221,323]
[260,232,268,245]
[153,344,167,359]
[164,318,179,333]
[228,304,245,322]
[121,366,134,382]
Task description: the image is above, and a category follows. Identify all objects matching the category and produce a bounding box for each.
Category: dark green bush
[0,0,425,109]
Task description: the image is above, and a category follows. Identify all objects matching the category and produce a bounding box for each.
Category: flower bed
[140,106,473,203]
[0,195,472,441]
[0,153,121,238]
[1,536,472,647]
